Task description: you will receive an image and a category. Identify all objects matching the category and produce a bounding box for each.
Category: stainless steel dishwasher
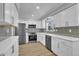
[45,35,51,51]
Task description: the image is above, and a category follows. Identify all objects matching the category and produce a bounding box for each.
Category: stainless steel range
[28,33,37,42]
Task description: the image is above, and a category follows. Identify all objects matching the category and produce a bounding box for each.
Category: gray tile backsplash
[26,28,46,32]
[55,26,79,35]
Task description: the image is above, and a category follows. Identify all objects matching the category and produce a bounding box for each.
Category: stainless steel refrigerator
[18,23,26,44]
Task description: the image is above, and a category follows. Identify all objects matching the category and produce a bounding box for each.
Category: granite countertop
[36,31,79,41]
[26,29,79,41]
[29,30,79,38]
[41,31,79,38]
[43,31,79,41]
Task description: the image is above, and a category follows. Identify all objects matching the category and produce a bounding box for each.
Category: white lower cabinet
[37,33,45,46]
[38,33,79,56]
[41,33,45,45]
[37,33,42,42]
[52,37,60,55]
[59,43,72,56]
[52,37,73,56]
[59,39,73,56]
[0,36,19,56]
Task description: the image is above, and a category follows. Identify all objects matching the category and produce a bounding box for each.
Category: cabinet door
[53,37,59,55]
[53,13,63,27]
[59,39,73,56]
[37,33,45,45]
[51,37,54,51]
[41,33,45,45]
[37,33,42,42]
[63,5,78,26]
[5,4,12,23]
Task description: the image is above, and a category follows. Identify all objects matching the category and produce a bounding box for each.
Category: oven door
[29,35,37,41]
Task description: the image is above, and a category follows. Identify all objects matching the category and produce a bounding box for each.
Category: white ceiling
[17,3,76,21]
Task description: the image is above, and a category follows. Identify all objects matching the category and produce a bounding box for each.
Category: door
[19,23,26,44]
[45,35,51,51]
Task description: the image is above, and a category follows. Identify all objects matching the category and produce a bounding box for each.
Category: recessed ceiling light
[36,6,40,10]
[32,14,34,17]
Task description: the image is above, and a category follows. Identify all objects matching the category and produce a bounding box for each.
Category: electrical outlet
[69,29,72,32]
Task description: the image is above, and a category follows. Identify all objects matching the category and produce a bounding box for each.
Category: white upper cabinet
[5,4,12,23]
[51,4,78,27]
[62,4,78,26]
[53,13,64,27]
[42,4,79,28]
[5,3,19,26]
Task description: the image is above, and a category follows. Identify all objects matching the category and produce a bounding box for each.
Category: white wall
[42,17,55,30]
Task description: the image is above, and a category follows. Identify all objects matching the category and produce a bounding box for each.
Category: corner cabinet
[37,33,45,46]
